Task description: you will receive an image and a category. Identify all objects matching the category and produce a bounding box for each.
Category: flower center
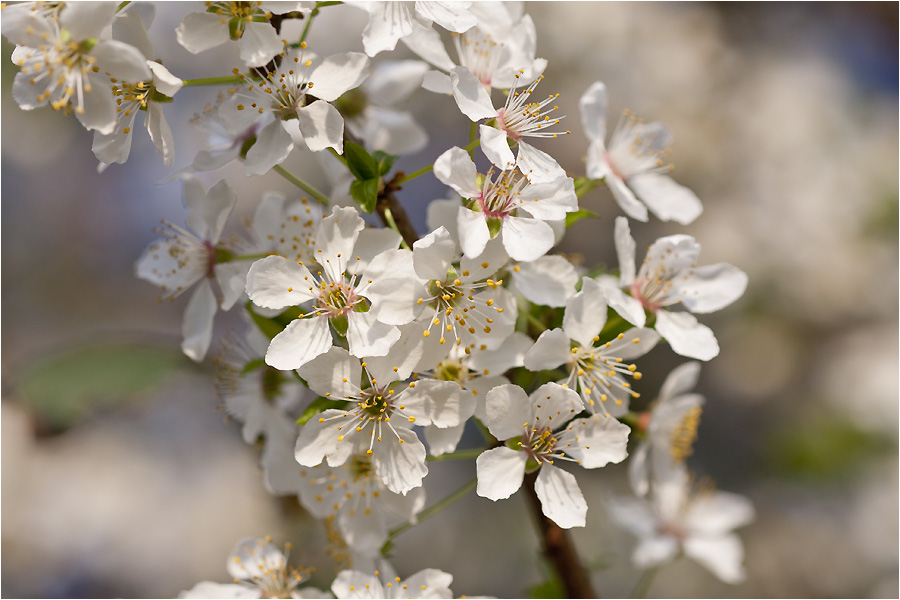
[453,29,502,87]
[496,72,568,141]
[567,335,642,415]
[233,43,314,119]
[419,275,505,347]
[315,279,359,318]
[476,168,527,218]
[670,405,702,462]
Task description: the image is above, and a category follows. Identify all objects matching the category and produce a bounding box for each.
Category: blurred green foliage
[19,344,186,431]
[765,414,895,482]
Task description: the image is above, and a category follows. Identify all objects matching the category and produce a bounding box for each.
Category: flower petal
[564,414,630,468]
[629,173,703,225]
[457,208,491,259]
[92,39,152,82]
[516,141,566,184]
[510,255,577,307]
[434,146,480,198]
[297,100,345,153]
[374,426,428,494]
[523,328,569,372]
[562,278,608,347]
[245,255,317,309]
[683,534,747,584]
[238,20,282,66]
[678,263,748,314]
[579,81,608,143]
[415,1,477,32]
[310,52,370,102]
[655,310,719,361]
[176,11,229,54]
[479,124,516,170]
[476,446,527,500]
[297,346,361,399]
[181,279,217,362]
[500,216,554,262]
[614,216,637,286]
[450,65,497,121]
[346,311,400,358]
[265,316,333,370]
[535,465,587,529]
[361,1,413,56]
[483,383,532,440]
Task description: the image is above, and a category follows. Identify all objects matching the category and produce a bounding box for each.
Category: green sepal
[240,358,267,375]
[333,89,368,119]
[330,314,349,336]
[150,89,175,104]
[565,209,598,229]
[245,301,297,340]
[486,216,503,238]
[505,435,523,450]
[214,247,235,264]
[353,298,371,312]
[240,134,257,159]
[344,141,380,181]
[297,397,348,426]
[524,456,541,472]
[350,178,379,213]
[228,16,244,39]
[78,37,98,53]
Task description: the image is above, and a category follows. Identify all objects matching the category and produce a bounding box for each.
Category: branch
[523,470,597,598]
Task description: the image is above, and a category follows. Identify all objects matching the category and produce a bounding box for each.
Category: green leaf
[372,150,397,177]
[344,141,380,181]
[19,344,184,430]
[247,301,287,339]
[350,178,379,213]
[565,209,598,228]
[528,577,565,599]
[297,397,348,426]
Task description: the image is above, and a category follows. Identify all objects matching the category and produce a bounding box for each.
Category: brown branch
[523,470,598,598]
[376,175,419,249]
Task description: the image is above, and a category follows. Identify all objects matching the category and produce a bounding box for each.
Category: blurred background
[2,2,897,597]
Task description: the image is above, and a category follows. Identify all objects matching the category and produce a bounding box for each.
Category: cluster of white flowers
[3,1,753,595]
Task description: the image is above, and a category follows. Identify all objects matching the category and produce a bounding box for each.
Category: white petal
[449,66,497,121]
[415,1,477,32]
[633,536,679,569]
[629,173,703,225]
[61,2,117,40]
[422,70,452,94]
[91,40,152,82]
[564,414,630,468]
[500,216,554,262]
[91,111,137,165]
[297,346,361,398]
[245,255,317,309]
[374,427,428,494]
[147,61,183,97]
[655,310,719,361]
[608,326,660,361]
[482,383,532,440]
[413,226,456,281]
[457,208,491,259]
[361,106,428,155]
[347,311,400,358]
[516,177,578,221]
[331,570,381,599]
[657,361,702,404]
[607,173,649,222]
[187,178,236,242]
[403,379,472,428]
[628,442,651,497]
[467,331,533,374]
[535,465,587,529]
[510,255,577,307]
[424,422,466,456]
[179,581,259,599]
[606,495,657,537]
[310,52,370,102]
[295,409,345,466]
[479,124,516,170]
[362,321,425,381]
[516,142,566,184]
[181,280,217,362]
[683,535,747,584]
[678,264,748,314]
[145,102,175,166]
[459,236,508,280]
[353,232,403,275]
[176,12,230,54]
[265,317,333,370]
[362,1,413,56]
[684,491,755,536]
[531,382,582,426]
[523,328,569,372]
[602,284,646,327]
[614,216,637,286]
[366,59,429,103]
[578,81,608,143]
[434,147,480,198]
[214,261,250,310]
[476,447,527,500]
[238,20,282,67]
[398,568,454,599]
[73,74,117,134]
[366,277,427,325]
[316,206,365,280]
[562,278,608,347]
[297,100,345,153]
[401,19,456,71]
[427,199,462,239]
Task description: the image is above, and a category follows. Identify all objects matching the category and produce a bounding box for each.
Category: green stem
[328,146,348,167]
[382,208,412,250]
[526,311,548,333]
[468,121,478,159]
[273,165,330,206]
[396,137,482,185]
[574,177,600,198]
[630,566,661,598]
[116,1,131,11]
[388,476,477,538]
[426,448,484,462]
[298,1,343,44]
[181,75,244,87]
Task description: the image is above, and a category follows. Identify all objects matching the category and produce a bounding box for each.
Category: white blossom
[579,80,702,224]
[332,566,454,599]
[524,278,659,417]
[600,217,748,360]
[476,382,630,528]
